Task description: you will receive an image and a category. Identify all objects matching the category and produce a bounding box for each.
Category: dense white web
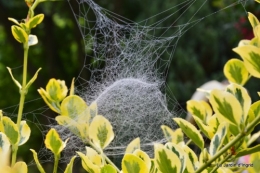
[1,0,250,165]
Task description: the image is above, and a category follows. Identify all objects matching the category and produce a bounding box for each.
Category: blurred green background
[0,0,259,172]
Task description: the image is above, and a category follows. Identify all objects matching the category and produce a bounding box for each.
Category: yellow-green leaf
[30,149,46,173]
[173,118,204,150]
[133,149,151,170]
[226,83,251,125]
[248,152,260,172]
[122,153,149,173]
[187,100,209,122]
[154,143,181,173]
[236,144,260,158]
[89,115,114,149]
[248,101,260,131]
[85,146,103,167]
[25,68,41,89]
[6,67,22,89]
[125,137,140,154]
[1,117,19,145]
[223,59,249,85]
[161,126,183,144]
[248,12,259,29]
[44,128,67,156]
[11,25,28,43]
[46,78,68,102]
[77,152,100,173]
[8,17,20,25]
[209,89,242,126]
[18,121,31,146]
[193,116,214,139]
[38,88,61,113]
[69,78,75,96]
[28,14,44,29]
[13,161,28,173]
[60,95,88,121]
[0,132,11,168]
[209,123,228,157]
[182,145,199,171]
[64,156,76,173]
[233,45,260,78]
[101,165,117,173]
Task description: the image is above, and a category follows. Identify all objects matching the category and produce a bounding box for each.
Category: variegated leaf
[77,152,100,173]
[193,116,214,139]
[18,121,31,146]
[187,100,212,122]
[223,59,249,85]
[28,14,44,29]
[101,165,117,173]
[209,89,242,127]
[30,149,46,173]
[173,118,204,149]
[46,78,68,102]
[11,25,28,43]
[85,146,103,167]
[209,123,228,157]
[1,117,19,145]
[64,156,76,173]
[122,153,149,173]
[125,137,140,154]
[12,161,28,173]
[89,115,114,149]
[133,149,151,170]
[0,132,11,168]
[233,45,260,78]
[154,144,181,173]
[161,126,183,144]
[38,88,60,113]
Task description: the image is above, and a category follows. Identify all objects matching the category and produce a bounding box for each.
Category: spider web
[2,0,250,165]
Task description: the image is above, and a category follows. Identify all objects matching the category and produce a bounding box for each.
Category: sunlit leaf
[133,149,151,170]
[122,153,149,173]
[182,145,199,171]
[28,14,44,29]
[69,78,75,96]
[187,100,211,122]
[64,156,76,173]
[77,152,100,173]
[223,59,249,85]
[1,117,19,145]
[0,132,11,168]
[209,123,228,157]
[161,126,183,144]
[89,115,114,149]
[173,118,204,149]
[85,146,103,167]
[8,17,20,25]
[60,95,89,122]
[233,45,260,78]
[248,12,259,29]
[38,88,60,113]
[25,68,41,89]
[125,137,140,154]
[18,121,31,146]
[101,165,117,173]
[193,116,214,139]
[209,89,242,127]
[44,128,67,156]
[11,25,28,43]
[154,143,181,173]
[6,67,22,89]
[30,149,46,173]
[13,161,28,173]
[46,78,68,102]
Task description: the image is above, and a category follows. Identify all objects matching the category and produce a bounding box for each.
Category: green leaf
[248,12,259,29]
[25,68,41,90]
[223,59,249,85]
[11,25,28,43]
[44,128,67,156]
[125,137,140,154]
[122,154,149,173]
[64,156,76,173]
[60,95,89,122]
[233,45,260,78]
[236,144,260,158]
[30,149,46,173]
[6,67,22,89]
[248,152,260,172]
[77,152,100,173]
[46,78,68,102]
[154,143,181,173]
[101,165,117,173]
[226,83,251,125]
[161,126,184,144]
[38,88,61,113]
[173,118,204,149]
[89,115,114,149]
[1,117,19,145]
[0,132,11,168]
[209,89,242,126]
[133,149,151,170]
[28,14,44,29]
[209,123,228,157]
[18,121,31,146]
[248,101,260,132]
[187,100,211,122]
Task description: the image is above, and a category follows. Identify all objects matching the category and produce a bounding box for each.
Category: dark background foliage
[0,0,259,172]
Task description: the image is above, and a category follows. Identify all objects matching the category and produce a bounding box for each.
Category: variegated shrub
[1,0,260,173]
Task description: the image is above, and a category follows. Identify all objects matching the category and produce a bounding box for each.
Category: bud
[25,0,34,7]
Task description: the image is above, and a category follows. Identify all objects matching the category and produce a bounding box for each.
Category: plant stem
[195,115,260,173]
[53,154,60,173]
[11,43,29,166]
[210,153,232,173]
[88,141,121,173]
